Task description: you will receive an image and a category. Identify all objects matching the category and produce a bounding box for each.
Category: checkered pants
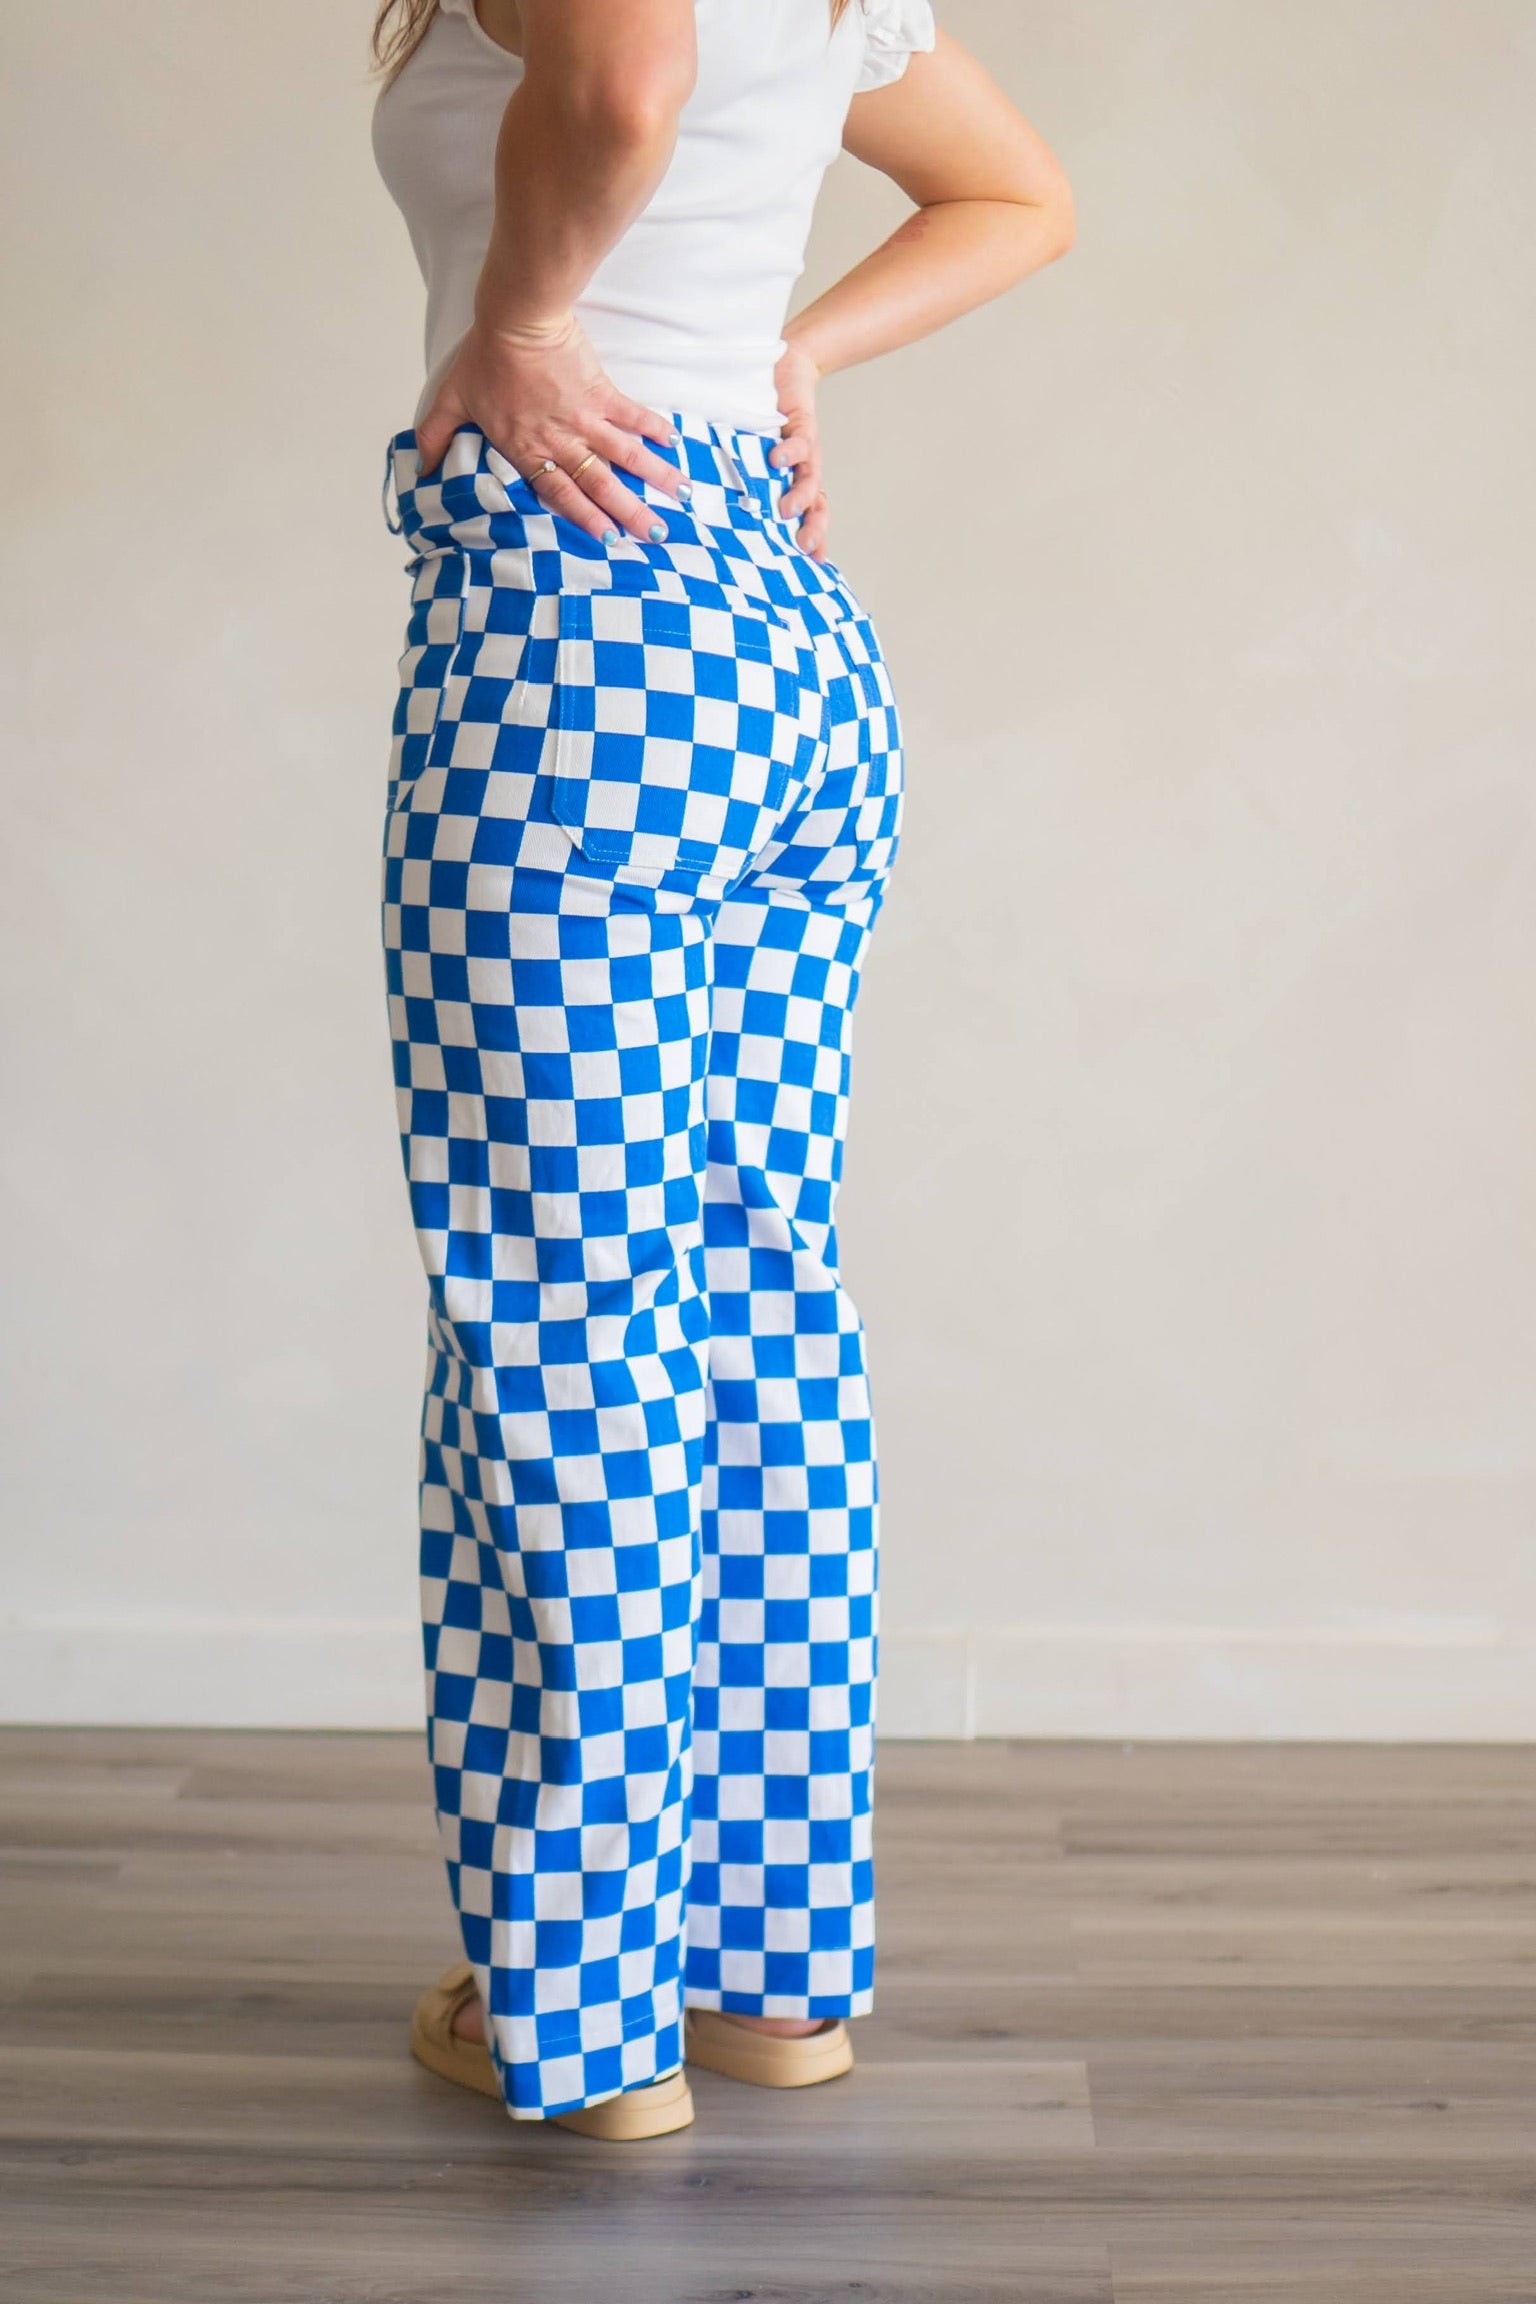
[381,413,903,2118]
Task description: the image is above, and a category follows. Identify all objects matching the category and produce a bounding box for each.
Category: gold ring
[522,458,557,484]
[568,451,599,481]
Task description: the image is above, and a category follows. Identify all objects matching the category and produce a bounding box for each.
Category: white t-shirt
[373,0,936,434]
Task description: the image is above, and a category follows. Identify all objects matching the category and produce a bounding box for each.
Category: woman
[372,0,1072,2141]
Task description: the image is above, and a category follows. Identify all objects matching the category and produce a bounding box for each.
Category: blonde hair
[374,0,855,82]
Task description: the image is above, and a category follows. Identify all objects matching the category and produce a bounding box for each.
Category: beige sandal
[410,1960,502,2100]
[410,1961,695,2139]
[685,2006,854,2089]
[546,2067,693,2140]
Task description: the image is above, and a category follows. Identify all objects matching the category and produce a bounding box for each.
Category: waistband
[383,406,792,548]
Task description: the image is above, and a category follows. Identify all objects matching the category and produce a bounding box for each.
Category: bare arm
[471,0,696,337]
[416,0,698,543]
[775,32,1074,557]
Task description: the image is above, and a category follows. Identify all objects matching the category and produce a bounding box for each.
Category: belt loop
[381,440,405,536]
[709,430,750,495]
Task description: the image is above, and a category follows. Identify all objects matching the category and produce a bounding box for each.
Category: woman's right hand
[771,339,830,561]
[415,309,690,545]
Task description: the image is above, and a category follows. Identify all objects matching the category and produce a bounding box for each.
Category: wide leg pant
[381,414,904,2117]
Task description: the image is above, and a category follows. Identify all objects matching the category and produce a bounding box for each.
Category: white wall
[4,1,1534,1737]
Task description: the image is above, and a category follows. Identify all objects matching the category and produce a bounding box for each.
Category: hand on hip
[415,311,690,544]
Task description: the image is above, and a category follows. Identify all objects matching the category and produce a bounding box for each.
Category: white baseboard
[3,1616,1534,1740]
[878,1624,1536,1741]
[0,1617,426,1731]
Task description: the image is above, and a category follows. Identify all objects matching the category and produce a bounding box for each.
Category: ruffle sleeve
[854,0,937,94]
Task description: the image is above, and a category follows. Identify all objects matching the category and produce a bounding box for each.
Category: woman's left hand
[771,341,830,560]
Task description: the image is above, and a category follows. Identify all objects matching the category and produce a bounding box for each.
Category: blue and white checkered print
[381,412,904,2120]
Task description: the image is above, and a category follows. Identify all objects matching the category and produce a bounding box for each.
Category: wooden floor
[1,1734,1533,2302]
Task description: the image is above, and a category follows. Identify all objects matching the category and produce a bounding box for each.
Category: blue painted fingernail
[649,522,666,542]
[602,528,619,545]
[669,429,681,445]
[677,480,693,501]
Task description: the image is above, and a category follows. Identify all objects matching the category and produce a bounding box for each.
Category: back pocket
[546,589,820,886]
